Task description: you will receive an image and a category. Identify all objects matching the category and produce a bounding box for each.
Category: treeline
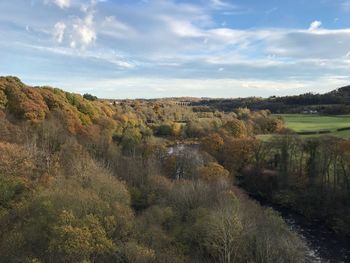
[0,76,307,262]
[193,85,350,114]
[200,132,350,236]
[246,135,350,235]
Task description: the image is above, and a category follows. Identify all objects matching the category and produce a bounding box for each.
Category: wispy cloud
[26,44,135,69]
[45,0,70,9]
[161,16,204,38]
[209,0,237,10]
[100,16,137,39]
[53,22,66,43]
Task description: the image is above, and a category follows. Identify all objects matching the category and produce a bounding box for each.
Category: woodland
[0,76,349,262]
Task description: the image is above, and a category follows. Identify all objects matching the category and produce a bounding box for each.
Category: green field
[278,114,350,138]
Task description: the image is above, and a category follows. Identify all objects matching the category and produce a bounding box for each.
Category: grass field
[277,114,350,138]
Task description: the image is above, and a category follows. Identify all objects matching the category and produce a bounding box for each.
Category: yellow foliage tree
[198,162,230,182]
[223,119,247,138]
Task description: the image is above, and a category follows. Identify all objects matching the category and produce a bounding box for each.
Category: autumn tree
[49,211,115,262]
[198,162,230,182]
[221,138,257,176]
[223,119,247,138]
[83,93,98,101]
[202,133,224,157]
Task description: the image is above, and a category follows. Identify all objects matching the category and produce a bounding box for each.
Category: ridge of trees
[192,85,350,114]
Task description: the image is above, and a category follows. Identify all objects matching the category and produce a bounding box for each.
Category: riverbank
[168,143,350,262]
[249,193,350,263]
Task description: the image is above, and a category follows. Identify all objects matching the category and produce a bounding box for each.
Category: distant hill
[1,76,349,116]
[193,85,350,114]
[328,85,350,98]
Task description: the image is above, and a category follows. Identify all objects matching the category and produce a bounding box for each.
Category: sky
[1,0,350,98]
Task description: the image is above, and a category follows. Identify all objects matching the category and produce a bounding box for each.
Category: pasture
[278,114,350,138]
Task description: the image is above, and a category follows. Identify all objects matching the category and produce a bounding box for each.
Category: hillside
[1,76,313,262]
[328,85,350,98]
[0,76,349,262]
[0,76,117,132]
[192,85,350,114]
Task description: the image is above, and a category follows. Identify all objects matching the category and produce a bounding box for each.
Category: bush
[83,93,98,101]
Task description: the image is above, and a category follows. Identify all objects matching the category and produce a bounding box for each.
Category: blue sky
[1,0,350,98]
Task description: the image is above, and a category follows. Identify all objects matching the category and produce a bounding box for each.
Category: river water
[251,195,350,263]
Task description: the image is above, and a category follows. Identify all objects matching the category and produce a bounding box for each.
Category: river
[252,195,350,263]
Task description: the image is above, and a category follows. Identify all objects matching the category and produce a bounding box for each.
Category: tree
[202,133,224,157]
[122,241,156,263]
[83,93,98,101]
[120,127,142,155]
[0,142,35,180]
[198,162,229,182]
[155,123,173,136]
[0,89,7,110]
[204,198,243,263]
[49,211,115,262]
[236,107,251,120]
[304,138,320,186]
[223,119,247,138]
[221,138,256,176]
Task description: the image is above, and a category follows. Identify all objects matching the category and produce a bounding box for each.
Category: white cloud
[53,0,70,9]
[52,1,97,48]
[53,17,96,48]
[266,28,350,59]
[53,22,66,43]
[209,0,236,10]
[309,20,322,31]
[161,16,204,38]
[207,28,260,46]
[100,16,137,39]
[45,1,350,66]
[71,13,96,47]
[20,43,135,69]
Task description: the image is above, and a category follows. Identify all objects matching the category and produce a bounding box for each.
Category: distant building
[302,110,318,114]
[174,101,191,106]
[108,101,120,106]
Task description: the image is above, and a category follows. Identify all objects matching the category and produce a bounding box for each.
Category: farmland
[278,114,350,138]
